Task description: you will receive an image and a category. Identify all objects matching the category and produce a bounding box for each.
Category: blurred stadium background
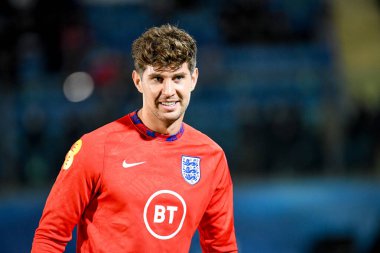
[1,0,380,252]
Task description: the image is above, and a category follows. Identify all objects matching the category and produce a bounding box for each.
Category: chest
[96,139,216,238]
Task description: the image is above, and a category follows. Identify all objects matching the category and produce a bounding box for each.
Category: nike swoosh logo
[122,160,145,168]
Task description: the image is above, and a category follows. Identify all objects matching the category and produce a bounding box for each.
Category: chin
[159,111,183,122]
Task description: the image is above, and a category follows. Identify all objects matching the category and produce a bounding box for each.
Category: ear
[190,68,199,91]
[132,70,143,93]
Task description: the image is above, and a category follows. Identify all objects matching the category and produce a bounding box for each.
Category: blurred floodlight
[63,72,95,102]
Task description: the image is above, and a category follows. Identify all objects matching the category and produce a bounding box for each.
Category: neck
[138,109,183,135]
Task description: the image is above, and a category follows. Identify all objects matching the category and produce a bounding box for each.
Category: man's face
[132,62,198,132]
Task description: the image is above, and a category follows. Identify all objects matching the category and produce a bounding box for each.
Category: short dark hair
[132,24,197,74]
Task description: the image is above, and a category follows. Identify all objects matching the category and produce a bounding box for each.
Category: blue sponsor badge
[181,156,201,185]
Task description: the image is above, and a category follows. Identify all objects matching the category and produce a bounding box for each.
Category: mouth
[159,101,179,111]
[160,101,177,106]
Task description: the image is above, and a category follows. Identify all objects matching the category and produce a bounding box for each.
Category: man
[32,24,238,252]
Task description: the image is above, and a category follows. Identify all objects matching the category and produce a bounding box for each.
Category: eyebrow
[147,73,162,79]
[147,72,187,78]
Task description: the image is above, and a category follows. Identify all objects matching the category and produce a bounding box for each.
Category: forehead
[143,62,190,76]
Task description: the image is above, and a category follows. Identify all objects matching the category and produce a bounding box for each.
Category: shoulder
[183,123,224,153]
[67,114,134,168]
[183,124,230,182]
[72,115,134,158]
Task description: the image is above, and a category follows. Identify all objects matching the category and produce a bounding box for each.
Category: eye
[153,76,163,83]
[173,75,184,82]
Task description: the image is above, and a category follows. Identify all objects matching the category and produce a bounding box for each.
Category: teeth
[161,102,176,106]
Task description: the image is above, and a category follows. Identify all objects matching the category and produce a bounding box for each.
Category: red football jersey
[32,111,237,252]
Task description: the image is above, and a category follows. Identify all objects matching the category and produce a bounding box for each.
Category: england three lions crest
[181,156,201,185]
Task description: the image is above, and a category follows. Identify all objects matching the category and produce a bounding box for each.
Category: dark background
[1,0,380,252]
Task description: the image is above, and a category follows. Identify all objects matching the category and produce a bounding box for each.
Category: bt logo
[143,190,186,240]
[153,205,178,224]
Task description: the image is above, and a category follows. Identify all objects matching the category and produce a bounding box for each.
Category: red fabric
[32,112,237,252]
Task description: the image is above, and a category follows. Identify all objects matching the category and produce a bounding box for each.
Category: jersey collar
[129,110,184,142]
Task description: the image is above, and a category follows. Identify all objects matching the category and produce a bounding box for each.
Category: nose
[162,79,175,96]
